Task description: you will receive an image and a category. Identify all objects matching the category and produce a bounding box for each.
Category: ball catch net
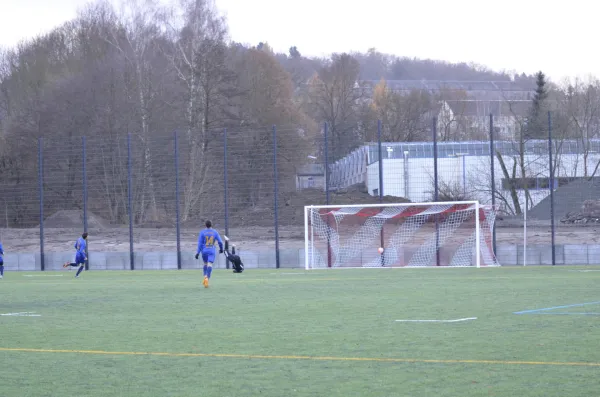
[304,201,499,268]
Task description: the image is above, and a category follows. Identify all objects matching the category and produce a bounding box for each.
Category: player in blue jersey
[195,220,223,288]
[63,232,87,278]
[0,241,4,279]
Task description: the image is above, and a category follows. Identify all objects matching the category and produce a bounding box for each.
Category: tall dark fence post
[433,117,440,266]
[323,122,332,267]
[433,117,439,199]
[377,120,385,265]
[223,128,230,269]
[223,129,229,237]
[378,119,383,201]
[548,111,556,266]
[38,138,45,272]
[174,131,182,270]
[273,125,280,269]
[489,114,497,254]
[82,136,89,270]
[127,133,134,270]
[324,122,330,205]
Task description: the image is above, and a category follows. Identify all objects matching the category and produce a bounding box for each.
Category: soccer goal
[304,201,499,269]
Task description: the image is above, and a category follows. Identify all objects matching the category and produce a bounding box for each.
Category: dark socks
[0,265,4,276]
[76,265,84,277]
[207,266,212,279]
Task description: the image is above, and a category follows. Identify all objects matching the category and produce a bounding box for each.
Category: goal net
[304,201,499,269]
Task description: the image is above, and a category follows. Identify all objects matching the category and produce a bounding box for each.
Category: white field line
[307,266,498,270]
[395,317,477,323]
[23,275,64,277]
[0,312,41,317]
[269,272,310,275]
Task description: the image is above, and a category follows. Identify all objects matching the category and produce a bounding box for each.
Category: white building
[296,164,325,190]
[325,140,600,214]
[435,100,530,141]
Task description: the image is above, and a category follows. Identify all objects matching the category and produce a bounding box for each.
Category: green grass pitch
[1,266,600,396]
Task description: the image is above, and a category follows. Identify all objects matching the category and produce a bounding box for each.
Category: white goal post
[304,201,499,269]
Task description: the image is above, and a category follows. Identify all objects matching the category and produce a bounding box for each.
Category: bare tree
[435,88,469,141]
[0,34,76,224]
[0,48,10,120]
[102,0,167,222]
[308,53,364,160]
[3,5,564,229]
[369,79,432,141]
[560,77,600,177]
[160,0,235,221]
[230,45,312,207]
[71,4,131,223]
[492,93,563,216]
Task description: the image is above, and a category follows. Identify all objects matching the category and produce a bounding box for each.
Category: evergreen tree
[526,71,548,138]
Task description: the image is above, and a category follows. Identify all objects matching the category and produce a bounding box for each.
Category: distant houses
[362,79,535,141]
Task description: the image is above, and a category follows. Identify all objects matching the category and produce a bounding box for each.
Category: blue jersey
[75,237,87,255]
[197,228,223,254]
[0,242,3,258]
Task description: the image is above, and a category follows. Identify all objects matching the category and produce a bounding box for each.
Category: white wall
[366,152,600,210]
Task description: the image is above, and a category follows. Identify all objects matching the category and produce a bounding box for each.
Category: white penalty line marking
[568,270,600,272]
[23,274,64,277]
[396,317,477,323]
[0,312,41,317]
[269,272,309,275]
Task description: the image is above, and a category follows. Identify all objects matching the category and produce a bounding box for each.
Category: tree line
[1,0,599,226]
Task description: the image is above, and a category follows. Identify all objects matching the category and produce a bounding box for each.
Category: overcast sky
[0,0,596,81]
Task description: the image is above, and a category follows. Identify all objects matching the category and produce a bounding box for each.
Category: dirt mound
[43,210,110,229]
[528,177,600,220]
[230,184,409,227]
[561,199,600,224]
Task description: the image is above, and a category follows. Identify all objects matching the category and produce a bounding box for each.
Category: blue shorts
[202,251,215,264]
[75,252,86,265]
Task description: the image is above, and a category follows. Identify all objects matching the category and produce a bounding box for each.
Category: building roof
[380,80,533,92]
[365,139,600,164]
[362,79,535,102]
[440,99,531,117]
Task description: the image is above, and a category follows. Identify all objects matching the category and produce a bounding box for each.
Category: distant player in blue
[0,241,4,279]
[195,220,223,288]
[63,232,87,278]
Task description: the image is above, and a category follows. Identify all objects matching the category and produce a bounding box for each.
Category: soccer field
[1,267,600,397]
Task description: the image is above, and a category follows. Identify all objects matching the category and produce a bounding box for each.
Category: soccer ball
[378,247,384,254]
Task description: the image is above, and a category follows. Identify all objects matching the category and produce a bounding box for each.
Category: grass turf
[1,266,600,396]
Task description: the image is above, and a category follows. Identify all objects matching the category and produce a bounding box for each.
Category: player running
[63,232,88,278]
[0,240,4,279]
[195,220,223,288]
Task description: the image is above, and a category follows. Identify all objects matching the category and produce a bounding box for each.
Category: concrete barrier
[104,253,128,270]
[587,246,600,265]
[541,245,565,265]
[564,245,588,265]
[496,245,517,265]
[3,245,600,271]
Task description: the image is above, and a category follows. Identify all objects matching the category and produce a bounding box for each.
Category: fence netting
[0,114,595,269]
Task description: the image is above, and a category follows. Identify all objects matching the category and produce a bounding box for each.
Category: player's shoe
[203,276,209,288]
[63,262,69,268]
[0,275,3,279]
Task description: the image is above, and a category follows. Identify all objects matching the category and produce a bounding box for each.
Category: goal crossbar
[304,200,479,210]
